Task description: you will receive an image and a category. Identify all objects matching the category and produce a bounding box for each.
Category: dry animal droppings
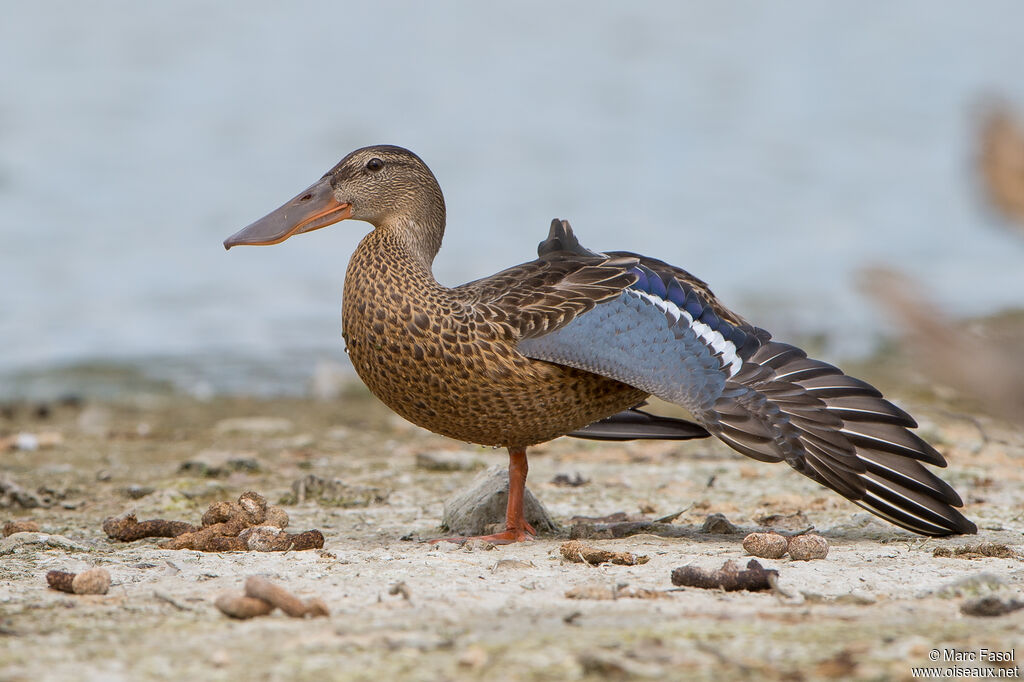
[214,576,329,620]
[741,532,789,559]
[46,568,111,595]
[787,534,829,561]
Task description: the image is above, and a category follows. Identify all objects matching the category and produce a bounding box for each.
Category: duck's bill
[223,177,352,249]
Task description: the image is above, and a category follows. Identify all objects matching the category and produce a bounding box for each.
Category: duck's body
[225,144,977,541]
[342,227,646,447]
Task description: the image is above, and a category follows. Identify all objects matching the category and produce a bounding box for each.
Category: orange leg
[430,446,536,545]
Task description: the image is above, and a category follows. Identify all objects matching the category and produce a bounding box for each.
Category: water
[3,1,1024,398]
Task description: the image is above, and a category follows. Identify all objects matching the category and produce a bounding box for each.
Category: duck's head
[223,145,445,252]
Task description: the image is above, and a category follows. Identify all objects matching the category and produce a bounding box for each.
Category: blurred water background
[2,1,1023,399]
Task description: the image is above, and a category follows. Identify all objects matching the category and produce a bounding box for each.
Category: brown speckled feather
[342,227,649,448]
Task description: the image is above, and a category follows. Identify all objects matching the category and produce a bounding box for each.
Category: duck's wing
[499,220,975,536]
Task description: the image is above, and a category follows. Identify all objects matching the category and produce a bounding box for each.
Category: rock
[119,485,156,499]
[0,532,90,556]
[700,513,739,534]
[441,465,556,536]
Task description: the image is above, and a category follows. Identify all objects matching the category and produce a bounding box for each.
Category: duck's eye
[365,158,384,172]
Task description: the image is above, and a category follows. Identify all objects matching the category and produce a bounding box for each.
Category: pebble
[700,513,739,534]
[441,465,556,536]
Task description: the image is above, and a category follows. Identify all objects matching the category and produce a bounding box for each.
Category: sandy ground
[0,378,1022,681]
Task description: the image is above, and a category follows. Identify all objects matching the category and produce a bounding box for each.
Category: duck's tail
[705,341,976,536]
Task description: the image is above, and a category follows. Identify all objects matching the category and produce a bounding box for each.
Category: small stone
[787,534,829,561]
[71,568,111,595]
[701,513,739,534]
[441,465,556,537]
[742,532,789,559]
[120,485,155,499]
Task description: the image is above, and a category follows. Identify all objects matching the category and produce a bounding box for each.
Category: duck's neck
[380,211,445,274]
[349,211,447,299]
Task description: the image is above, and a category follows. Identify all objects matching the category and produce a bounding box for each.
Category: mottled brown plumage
[341,225,647,447]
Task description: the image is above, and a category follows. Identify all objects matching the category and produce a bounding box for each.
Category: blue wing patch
[518,287,735,414]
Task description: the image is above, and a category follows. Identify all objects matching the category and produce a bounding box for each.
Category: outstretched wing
[513,220,975,536]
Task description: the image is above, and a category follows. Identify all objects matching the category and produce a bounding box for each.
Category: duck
[224,145,976,542]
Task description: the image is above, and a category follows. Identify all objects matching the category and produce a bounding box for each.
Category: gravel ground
[0,379,1021,681]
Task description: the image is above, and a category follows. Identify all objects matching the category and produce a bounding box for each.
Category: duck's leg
[430,446,536,545]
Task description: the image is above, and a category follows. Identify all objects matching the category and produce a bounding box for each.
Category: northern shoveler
[224,145,976,542]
